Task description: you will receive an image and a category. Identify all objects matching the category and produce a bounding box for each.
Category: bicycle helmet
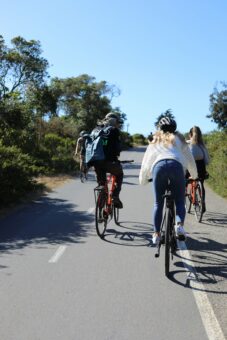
[158,117,177,133]
[105,112,123,124]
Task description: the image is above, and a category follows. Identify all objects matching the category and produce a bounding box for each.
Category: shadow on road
[167,234,227,293]
[103,220,154,247]
[0,196,94,255]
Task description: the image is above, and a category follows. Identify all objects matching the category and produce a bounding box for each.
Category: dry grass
[35,174,74,190]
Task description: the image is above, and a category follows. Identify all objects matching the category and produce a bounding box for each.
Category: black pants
[196,160,206,203]
[93,160,123,196]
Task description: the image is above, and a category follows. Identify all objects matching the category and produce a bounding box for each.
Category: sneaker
[112,197,123,209]
[175,225,186,241]
[152,233,161,245]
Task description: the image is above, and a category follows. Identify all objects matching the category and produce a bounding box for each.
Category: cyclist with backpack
[139,117,198,245]
[89,113,124,209]
[74,130,89,176]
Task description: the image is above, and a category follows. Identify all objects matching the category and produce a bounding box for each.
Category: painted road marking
[178,241,225,340]
[48,245,67,263]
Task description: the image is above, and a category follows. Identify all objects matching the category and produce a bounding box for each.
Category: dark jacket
[102,127,121,161]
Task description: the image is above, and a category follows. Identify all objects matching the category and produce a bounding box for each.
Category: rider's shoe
[152,232,161,245]
[175,225,186,241]
[112,196,123,209]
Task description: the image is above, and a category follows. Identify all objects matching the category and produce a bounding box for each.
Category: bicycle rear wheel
[95,191,108,239]
[194,181,203,222]
[185,192,192,213]
[185,184,192,213]
[165,208,172,277]
[113,206,120,225]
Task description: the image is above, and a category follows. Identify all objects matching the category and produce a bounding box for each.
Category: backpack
[85,126,112,166]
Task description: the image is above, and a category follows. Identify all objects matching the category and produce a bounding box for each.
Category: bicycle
[94,160,134,239]
[154,180,178,278]
[185,178,204,222]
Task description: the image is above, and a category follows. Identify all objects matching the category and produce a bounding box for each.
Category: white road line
[86,207,95,215]
[48,245,67,263]
[178,241,225,340]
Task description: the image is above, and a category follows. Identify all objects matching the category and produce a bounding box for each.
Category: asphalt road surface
[0,147,226,340]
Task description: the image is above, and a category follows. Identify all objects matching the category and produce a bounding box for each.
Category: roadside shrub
[41,133,76,173]
[0,143,41,206]
[120,131,133,149]
[204,131,227,198]
[132,133,146,145]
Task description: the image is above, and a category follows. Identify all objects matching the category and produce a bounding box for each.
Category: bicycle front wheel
[194,181,203,222]
[95,191,107,239]
[113,206,120,225]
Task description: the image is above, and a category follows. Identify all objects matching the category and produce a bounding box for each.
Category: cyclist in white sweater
[139,117,198,245]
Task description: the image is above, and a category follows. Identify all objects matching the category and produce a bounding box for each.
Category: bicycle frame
[185,178,204,222]
[94,160,134,238]
[155,185,177,277]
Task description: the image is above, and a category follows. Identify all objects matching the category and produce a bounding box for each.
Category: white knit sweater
[139,135,198,185]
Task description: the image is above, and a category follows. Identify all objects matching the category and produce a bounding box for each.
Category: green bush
[132,133,146,145]
[41,133,76,173]
[0,143,42,206]
[120,131,133,149]
[204,131,227,198]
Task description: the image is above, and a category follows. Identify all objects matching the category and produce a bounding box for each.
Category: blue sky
[1,0,227,135]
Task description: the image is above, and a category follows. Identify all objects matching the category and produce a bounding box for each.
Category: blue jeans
[152,159,186,232]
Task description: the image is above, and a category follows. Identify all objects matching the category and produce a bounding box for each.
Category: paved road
[0,148,226,340]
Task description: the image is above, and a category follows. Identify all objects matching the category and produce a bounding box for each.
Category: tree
[49,75,125,132]
[208,82,227,130]
[154,109,175,128]
[0,35,49,99]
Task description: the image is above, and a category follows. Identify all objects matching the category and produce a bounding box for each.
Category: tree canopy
[208,82,227,130]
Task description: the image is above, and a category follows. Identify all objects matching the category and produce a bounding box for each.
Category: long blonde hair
[189,126,204,145]
[152,130,186,147]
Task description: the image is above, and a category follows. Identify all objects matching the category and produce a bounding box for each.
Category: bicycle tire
[113,206,120,225]
[185,190,192,213]
[194,181,203,222]
[165,208,172,277]
[95,191,107,239]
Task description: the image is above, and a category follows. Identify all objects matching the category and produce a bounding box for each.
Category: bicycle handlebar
[119,160,134,164]
[186,178,201,183]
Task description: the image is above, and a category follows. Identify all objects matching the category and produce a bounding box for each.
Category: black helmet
[105,112,123,124]
[79,130,88,137]
[158,117,177,133]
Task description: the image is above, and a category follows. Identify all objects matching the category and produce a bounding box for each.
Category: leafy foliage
[131,134,146,145]
[0,35,128,205]
[208,82,227,130]
[204,131,227,197]
[0,142,42,205]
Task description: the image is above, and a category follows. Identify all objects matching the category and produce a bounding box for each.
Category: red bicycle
[94,160,134,239]
[185,178,204,222]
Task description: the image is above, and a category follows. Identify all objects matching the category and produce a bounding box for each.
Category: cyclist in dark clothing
[74,130,89,174]
[93,113,124,208]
